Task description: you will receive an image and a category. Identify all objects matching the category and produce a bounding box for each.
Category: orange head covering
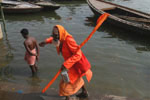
[55,25,71,42]
[54,25,72,55]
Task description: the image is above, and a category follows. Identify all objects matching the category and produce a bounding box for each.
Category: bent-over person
[39,25,92,100]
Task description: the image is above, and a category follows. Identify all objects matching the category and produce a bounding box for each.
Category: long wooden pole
[0,3,7,33]
[0,24,3,39]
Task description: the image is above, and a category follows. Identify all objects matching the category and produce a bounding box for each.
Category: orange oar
[79,13,110,48]
[42,69,61,93]
[42,13,110,93]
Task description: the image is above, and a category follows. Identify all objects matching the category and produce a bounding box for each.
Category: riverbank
[0,81,61,100]
[0,81,141,100]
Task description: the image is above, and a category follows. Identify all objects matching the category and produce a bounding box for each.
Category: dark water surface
[0,0,150,100]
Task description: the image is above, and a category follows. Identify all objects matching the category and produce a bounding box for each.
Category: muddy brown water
[0,0,150,100]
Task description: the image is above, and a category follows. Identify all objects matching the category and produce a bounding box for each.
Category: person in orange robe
[39,25,92,100]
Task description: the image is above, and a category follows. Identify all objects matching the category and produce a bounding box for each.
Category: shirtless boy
[20,28,39,76]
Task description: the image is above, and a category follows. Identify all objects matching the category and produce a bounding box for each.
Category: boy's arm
[35,40,39,56]
[24,42,36,56]
[35,40,39,61]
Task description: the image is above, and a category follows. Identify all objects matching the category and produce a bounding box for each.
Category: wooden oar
[42,13,110,93]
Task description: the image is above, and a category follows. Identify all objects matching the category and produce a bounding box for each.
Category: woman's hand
[61,65,66,71]
[39,41,46,47]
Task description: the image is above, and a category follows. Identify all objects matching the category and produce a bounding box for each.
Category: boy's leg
[29,65,36,76]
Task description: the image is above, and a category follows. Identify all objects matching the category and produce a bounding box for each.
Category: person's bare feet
[76,92,89,98]
[66,96,70,100]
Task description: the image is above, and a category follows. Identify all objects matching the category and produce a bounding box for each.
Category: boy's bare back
[24,37,37,50]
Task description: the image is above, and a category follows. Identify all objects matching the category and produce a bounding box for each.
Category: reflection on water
[26,76,43,86]
[0,39,13,81]
[0,65,13,81]
[5,11,61,22]
[0,40,13,67]
[85,15,150,99]
[86,15,150,52]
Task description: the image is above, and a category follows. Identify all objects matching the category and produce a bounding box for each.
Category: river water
[0,0,150,100]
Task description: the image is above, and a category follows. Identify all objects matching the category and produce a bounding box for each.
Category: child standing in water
[20,28,39,76]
